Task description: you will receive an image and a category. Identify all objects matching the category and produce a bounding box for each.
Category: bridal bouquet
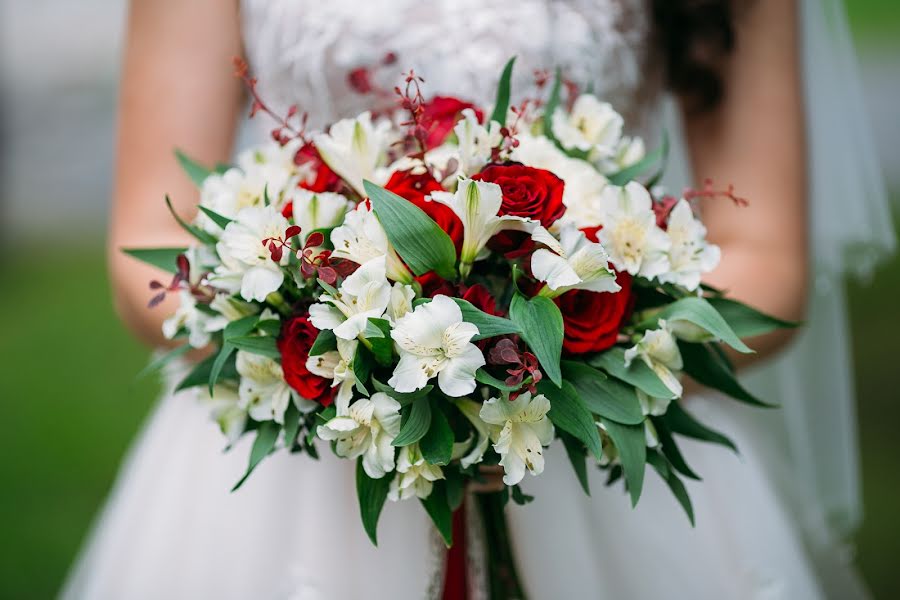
[127,58,792,565]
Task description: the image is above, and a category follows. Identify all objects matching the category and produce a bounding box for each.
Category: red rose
[277,315,334,406]
[556,271,634,355]
[294,142,343,194]
[461,284,498,316]
[420,96,484,149]
[384,169,463,251]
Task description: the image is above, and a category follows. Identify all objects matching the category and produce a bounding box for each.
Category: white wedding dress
[62,1,893,598]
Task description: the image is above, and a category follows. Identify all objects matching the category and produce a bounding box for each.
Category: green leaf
[371,378,432,406]
[607,132,669,186]
[542,67,563,143]
[474,368,520,393]
[364,318,393,366]
[392,396,432,447]
[452,298,520,340]
[210,315,260,393]
[600,418,646,506]
[228,336,281,359]
[137,344,192,379]
[559,430,591,496]
[122,247,188,274]
[165,195,217,245]
[364,180,457,278]
[444,468,465,511]
[231,420,280,491]
[537,380,602,460]
[175,351,237,391]
[679,342,775,407]
[652,418,700,480]
[662,402,737,452]
[356,460,393,546]
[175,149,213,187]
[283,402,301,449]
[309,329,337,356]
[511,485,534,505]
[420,397,453,466]
[706,297,799,338]
[647,451,695,525]
[645,296,752,354]
[353,344,373,396]
[420,480,453,547]
[198,206,233,230]
[589,347,676,400]
[256,319,282,337]
[561,361,644,425]
[489,57,516,126]
[509,293,563,386]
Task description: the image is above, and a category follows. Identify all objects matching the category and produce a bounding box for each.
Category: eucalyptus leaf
[364,180,457,278]
[509,293,563,386]
[122,247,188,274]
[600,418,646,506]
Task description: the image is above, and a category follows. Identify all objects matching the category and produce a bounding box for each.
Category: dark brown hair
[652,0,738,112]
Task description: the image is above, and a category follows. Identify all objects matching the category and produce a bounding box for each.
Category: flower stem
[536,284,559,299]
[265,291,292,316]
[476,491,527,600]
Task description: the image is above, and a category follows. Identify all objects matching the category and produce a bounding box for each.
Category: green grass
[1,233,898,599]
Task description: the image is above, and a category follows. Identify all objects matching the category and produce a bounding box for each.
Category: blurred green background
[1,2,898,599]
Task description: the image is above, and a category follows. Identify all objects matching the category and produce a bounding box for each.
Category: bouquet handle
[475,491,527,600]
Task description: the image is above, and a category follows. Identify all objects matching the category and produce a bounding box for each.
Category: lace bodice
[240,0,663,136]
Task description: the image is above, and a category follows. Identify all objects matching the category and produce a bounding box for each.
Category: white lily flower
[195,384,247,445]
[431,178,533,274]
[657,199,721,291]
[388,444,444,501]
[213,205,291,302]
[235,350,297,424]
[531,224,620,297]
[624,319,684,397]
[480,392,554,486]
[330,202,413,283]
[637,389,673,417]
[596,182,671,278]
[313,111,391,196]
[196,140,300,234]
[510,133,609,228]
[286,189,354,242]
[453,108,502,175]
[551,94,623,159]
[305,338,358,415]
[388,295,485,397]
[317,392,402,478]
[453,397,492,468]
[162,290,224,348]
[308,256,392,341]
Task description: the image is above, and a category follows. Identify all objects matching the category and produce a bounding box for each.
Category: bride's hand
[469,465,506,494]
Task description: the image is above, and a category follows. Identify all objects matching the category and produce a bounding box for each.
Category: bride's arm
[108,0,243,347]
[682,0,807,367]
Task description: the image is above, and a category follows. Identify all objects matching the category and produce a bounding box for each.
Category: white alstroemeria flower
[637,389,673,417]
[531,224,620,297]
[236,350,297,424]
[453,397,492,468]
[480,392,554,486]
[213,205,291,302]
[306,338,358,415]
[596,182,671,279]
[208,294,257,324]
[431,178,533,273]
[386,282,416,323]
[657,199,721,291]
[388,444,444,501]
[317,392,402,478]
[196,140,300,233]
[510,134,609,228]
[551,94,623,159]
[598,136,646,175]
[195,385,247,445]
[313,111,391,196]
[330,202,413,283]
[624,320,684,397]
[388,295,485,397]
[286,189,354,242]
[308,256,392,340]
[162,290,224,348]
[453,108,502,175]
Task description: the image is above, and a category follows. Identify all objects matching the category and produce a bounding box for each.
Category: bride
[64,0,893,598]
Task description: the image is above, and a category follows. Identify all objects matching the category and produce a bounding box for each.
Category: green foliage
[559,431,591,496]
[509,293,564,386]
[607,132,669,186]
[308,329,337,356]
[175,149,213,187]
[392,396,432,447]
[600,418,646,507]
[647,451,695,525]
[661,402,736,453]
[363,318,393,366]
[589,347,676,400]
[562,360,644,425]
[489,57,516,126]
[419,397,454,466]
[121,247,188,274]
[706,297,799,338]
[356,460,392,546]
[643,296,752,353]
[198,206,233,230]
[231,420,280,491]
[453,298,521,340]
[165,195,217,245]
[421,480,453,547]
[679,342,774,407]
[537,380,602,460]
[227,335,281,359]
[364,180,457,278]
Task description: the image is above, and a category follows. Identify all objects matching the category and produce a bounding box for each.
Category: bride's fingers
[469,465,506,493]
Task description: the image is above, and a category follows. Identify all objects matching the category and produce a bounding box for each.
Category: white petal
[308,303,345,331]
[437,344,485,397]
[531,249,582,290]
[240,265,283,302]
